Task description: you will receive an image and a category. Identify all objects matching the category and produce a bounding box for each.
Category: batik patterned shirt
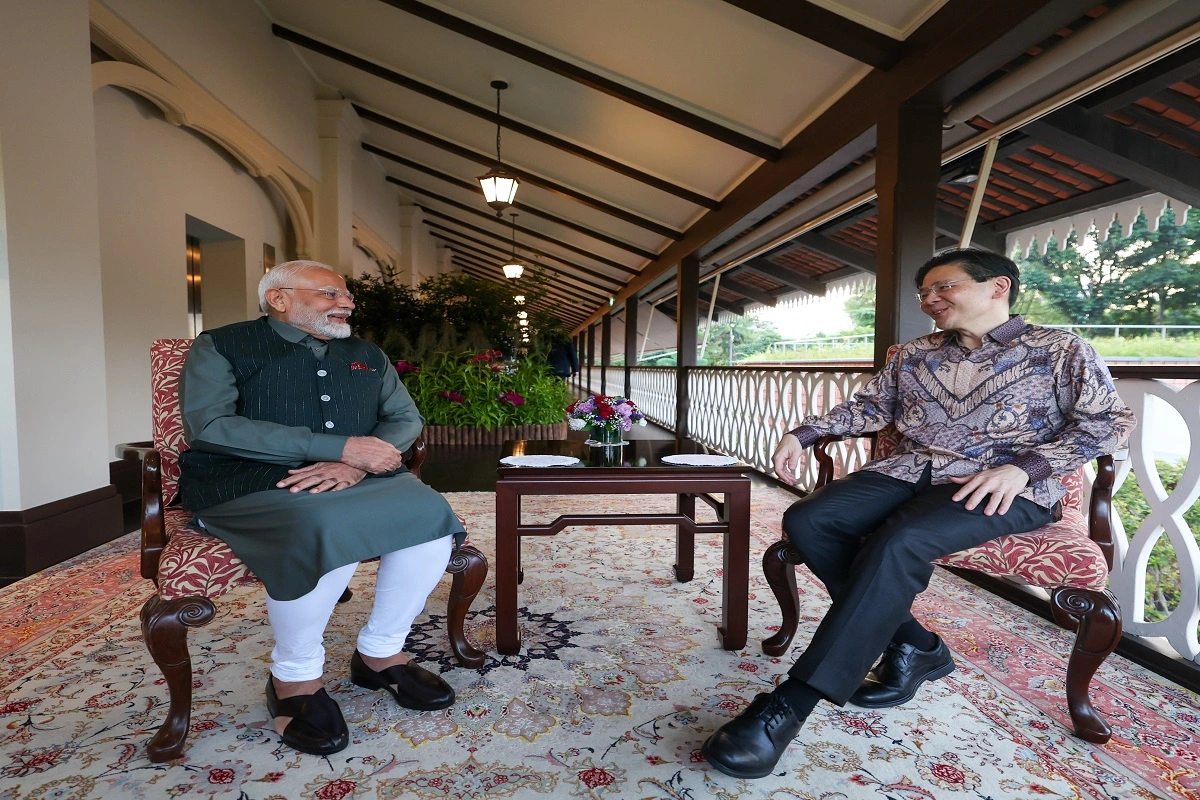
[789,315,1135,509]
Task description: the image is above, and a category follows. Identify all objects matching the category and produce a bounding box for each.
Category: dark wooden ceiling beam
[356,105,681,239]
[984,179,1150,234]
[1025,105,1200,208]
[795,232,877,273]
[575,0,1103,328]
[364,143,658,259]
[719,0,903,69]
[374,0,780,160]
[1118,104,1200,153]
[385,174,641,274]
[441,242,605,306]
[719,275,777,307]
[694,292,747,317]
[272,24,717,208]
[1078,40,1200,116]
[454,268,586,324]
[451,256,595,313]
[739,257,827,295]
[423,218,618,296]
[933,208,1006,252]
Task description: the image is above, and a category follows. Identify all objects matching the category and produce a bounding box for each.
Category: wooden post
[676,254,699,444]
[600,313,612,395]
[624,295,638,399]
[874,98,942,368]
[585,326,595,394]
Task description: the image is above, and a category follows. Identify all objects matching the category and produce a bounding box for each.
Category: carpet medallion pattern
[0,488,1197,799]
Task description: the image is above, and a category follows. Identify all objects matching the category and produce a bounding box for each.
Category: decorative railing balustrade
[584,364,1199,664]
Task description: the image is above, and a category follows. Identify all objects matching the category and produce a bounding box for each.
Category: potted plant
[349,271,573,443]
[567,395,647,446]
[397,349,572,445]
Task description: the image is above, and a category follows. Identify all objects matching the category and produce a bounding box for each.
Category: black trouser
[782,466,1054,705]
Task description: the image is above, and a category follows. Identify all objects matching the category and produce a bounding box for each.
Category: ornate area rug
[1,488,1198,799]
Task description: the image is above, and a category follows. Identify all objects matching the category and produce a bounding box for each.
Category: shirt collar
[266,315,314,343]
[989,314,1028,344]
[939,314,1028,346]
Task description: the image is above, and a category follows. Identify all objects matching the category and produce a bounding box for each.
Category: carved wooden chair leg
[140,594,217,763]
[1051,587,1122,744]
[762,541,802,657]
[445,544,488,668]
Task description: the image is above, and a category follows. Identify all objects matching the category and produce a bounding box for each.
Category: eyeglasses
[278,287,355,302]
[915,279,969,302]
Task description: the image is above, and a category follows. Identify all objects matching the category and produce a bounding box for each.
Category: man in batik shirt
[702,248,1135,779]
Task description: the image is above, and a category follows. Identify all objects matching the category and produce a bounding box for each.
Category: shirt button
[324,421,335,429]
[317,369,328,377]
[321,394,331,402]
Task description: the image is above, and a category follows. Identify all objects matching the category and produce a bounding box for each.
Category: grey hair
[258,260,336,312]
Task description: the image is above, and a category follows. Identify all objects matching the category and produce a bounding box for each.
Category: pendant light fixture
[502,212,525,280]
[477,80,520,215]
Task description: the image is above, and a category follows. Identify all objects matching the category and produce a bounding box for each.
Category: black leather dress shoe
[265,678,349,756]
[849,635,955,708]
[350,650,455,711]
[701,692,804,779]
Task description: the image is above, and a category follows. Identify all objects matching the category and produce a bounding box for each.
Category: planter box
[421,422,568,445]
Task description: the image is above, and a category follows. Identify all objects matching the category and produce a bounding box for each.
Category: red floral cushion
[157,510,257,601]
[150,339,193,507]
[933,510,1108,590]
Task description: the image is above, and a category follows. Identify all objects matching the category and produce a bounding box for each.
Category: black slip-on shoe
[265,678,349,756]
[349,650,455,711]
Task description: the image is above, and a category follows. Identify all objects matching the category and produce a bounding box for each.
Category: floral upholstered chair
[761,349,1123,745]
[139,339,488,762]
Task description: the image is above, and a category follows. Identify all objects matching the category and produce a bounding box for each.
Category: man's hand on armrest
[772,434,806,486]
[341,436,405,473]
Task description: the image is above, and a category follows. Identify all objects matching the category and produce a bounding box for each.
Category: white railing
[609,364,1199,665]
[1109,377,1200,662]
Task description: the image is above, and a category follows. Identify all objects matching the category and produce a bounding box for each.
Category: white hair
[258,260,337,312]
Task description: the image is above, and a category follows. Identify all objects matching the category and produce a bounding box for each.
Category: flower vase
[586,425,624,447]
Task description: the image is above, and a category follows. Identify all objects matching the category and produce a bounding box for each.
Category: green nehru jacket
[177,316,464,601]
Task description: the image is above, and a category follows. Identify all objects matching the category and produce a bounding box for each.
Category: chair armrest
[1089,453,1116,570]
[141,450,167,582]
[813,433,877,488]
[405,435,427,481]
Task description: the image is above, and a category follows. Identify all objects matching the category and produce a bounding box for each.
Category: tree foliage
[699,317,782,365]
[1018,206,1200,328]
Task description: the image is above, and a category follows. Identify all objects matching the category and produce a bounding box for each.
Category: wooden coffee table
[495,439,752,655]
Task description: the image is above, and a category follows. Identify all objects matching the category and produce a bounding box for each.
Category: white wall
[353,152,404,269]
[101,0,321,179]
[94,87,288,449]
[0,0,111,509]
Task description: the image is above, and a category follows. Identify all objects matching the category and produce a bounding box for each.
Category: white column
[315,100,362,275]
[0,1,111,509]
[396,205,425,288]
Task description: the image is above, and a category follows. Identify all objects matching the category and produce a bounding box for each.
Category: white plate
[661,454,739,467]
[499,455,581,467]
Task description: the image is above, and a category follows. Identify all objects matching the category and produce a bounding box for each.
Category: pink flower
[393,360,418,375]
[439,390,464,404]
[499,390,525,406]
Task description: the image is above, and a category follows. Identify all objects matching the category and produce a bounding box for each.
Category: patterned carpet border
[0,488,1196,799]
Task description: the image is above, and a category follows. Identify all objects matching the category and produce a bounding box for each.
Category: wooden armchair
[762,427,1122,745]
[139,338,488,762]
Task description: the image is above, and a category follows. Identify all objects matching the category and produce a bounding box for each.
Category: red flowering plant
[397,349,569,428]
[566,395,647,437]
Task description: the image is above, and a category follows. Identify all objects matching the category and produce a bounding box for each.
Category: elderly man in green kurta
[178,259,466,756]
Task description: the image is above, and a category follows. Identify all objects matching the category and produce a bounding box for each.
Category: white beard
[289,306,352,339]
